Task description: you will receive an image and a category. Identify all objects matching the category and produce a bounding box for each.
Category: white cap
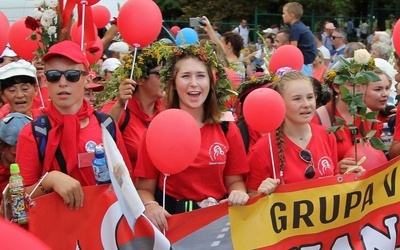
[108,42,130,53]
[0,60,37,79]
[374,58,397,82]
[101,58,121,72]
[1,46,17,58]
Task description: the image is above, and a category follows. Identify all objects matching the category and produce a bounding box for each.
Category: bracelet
[144,201,158,207]
[39,182,51,194]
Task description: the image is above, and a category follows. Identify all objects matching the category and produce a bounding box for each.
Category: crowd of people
[0,1,399,244]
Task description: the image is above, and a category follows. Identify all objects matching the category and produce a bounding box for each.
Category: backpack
[32,111,116,174]
[119,107,229,135]
[236,119,250,154]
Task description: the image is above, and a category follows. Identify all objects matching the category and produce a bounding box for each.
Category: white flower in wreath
[47,26,57,35]
[44,0,58,8]
[33,0,44,8]
[354,49,371,64]
[42,9,57,20]
[41,17,52,28]
[33,8,43,19]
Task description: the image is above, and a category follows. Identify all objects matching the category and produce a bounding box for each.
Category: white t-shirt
[233,25,250,47]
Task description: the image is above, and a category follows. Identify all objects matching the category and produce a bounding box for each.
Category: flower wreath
[236,73,277,96]
[94,41,173,108]
[160,42,237,110]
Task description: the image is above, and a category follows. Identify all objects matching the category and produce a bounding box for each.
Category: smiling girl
[134,43,249,231]
[247,71,340,196]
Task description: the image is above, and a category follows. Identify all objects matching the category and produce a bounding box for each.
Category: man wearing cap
[84,71,104,107]
[108,41,130,61]
[0,113,32,198]
[15,40,132,210]
[101,58,122,80]
[0,46,19,68]
[321,22,335,52]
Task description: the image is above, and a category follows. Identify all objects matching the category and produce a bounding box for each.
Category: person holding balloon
[246,70,342,196]
[134,42,250,231]
[101,41,172,169]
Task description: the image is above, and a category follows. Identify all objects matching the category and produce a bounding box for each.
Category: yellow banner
[230,159,400,249]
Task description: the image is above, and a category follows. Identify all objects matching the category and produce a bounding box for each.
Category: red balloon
[343,142,387,171]
[269,45,304,74]
[72,0,100,6]
[0,11,10,53]
[225,68,241,90]
[243,88,286,133]
[392,19,400,54]
[170,26,181,36]
[146,109,201,175]
[91,5,111,28]
[8,18,42,60]
[0,218,51,249]
[70,22,98,49]
[85,36,103,64]
[118,0,162,47]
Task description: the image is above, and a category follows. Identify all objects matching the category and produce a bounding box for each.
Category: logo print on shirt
[317,156,334,176]
[209,142,227,165]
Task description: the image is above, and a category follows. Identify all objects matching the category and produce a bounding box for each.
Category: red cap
[42,41,89,70]
[87,83,104,92]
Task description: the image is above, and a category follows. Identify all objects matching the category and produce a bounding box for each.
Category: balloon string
[268,132,277,180]
[35,77,45,108]
[80,2,87,51]
[124,46,138,110]
[162,173,169,236]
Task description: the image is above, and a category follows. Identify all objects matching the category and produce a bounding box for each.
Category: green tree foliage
[158,0,398,31]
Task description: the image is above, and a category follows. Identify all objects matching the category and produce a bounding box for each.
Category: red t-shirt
[134,122,249,201]
[246,123,338,190]
[101,98,163,170]
[16,113,132,186]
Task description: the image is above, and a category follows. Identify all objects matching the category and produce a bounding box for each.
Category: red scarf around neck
[126,97,163,124]
[43,100,95,174]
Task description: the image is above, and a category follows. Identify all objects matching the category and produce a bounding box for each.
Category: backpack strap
[315,105,333,127]
[93,111,117,141]
[220,121,229,136]
[236,119,250,153]
[119,108,130,133]
[32,115,68,174]
[32,112,117,172]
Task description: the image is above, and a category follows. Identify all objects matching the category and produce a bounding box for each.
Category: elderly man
[328,28,347,70]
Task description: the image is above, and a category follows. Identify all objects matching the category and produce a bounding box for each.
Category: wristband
[39,182,51,194]
[144,201,158,206]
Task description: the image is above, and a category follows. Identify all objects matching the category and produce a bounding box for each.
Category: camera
[189,17,206,27]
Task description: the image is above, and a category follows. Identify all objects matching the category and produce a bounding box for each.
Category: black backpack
[32,111,116,174]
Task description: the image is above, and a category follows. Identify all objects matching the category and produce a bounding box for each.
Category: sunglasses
[44,70,88,83]
[299,149,316,179]
[331,35,343,40]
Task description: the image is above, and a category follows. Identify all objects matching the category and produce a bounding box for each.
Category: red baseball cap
[87,83,104,92]
[42,41,89,70]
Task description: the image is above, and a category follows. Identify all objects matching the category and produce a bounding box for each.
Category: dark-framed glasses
[331,35,343,40]
[299,149,316,179]
[44,70,88,83]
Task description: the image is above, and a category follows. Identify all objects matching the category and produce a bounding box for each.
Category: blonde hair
[284,2,303,19]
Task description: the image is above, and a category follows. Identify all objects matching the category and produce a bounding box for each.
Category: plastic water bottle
[381,122,393,155]
[92,145,111,184]
[9,163,29,224]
